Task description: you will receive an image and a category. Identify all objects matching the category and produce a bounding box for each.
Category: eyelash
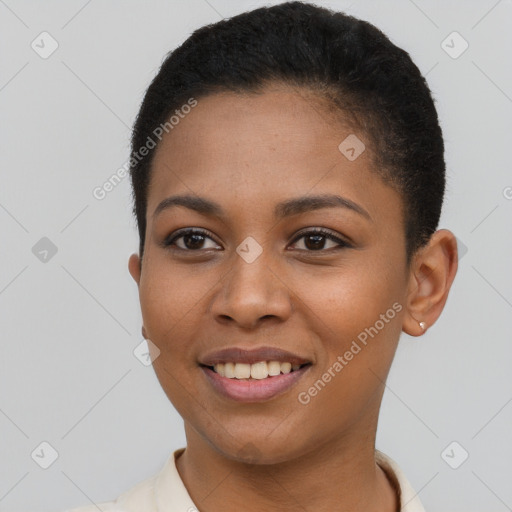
[162,227,352,253]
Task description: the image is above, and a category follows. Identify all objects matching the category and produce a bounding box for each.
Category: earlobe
[403,229,458,337]
[128,253,142,285]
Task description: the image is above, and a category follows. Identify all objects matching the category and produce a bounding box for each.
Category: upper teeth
[213,361,302,379]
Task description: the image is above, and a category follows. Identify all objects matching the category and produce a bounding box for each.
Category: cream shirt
[66,448,425,512]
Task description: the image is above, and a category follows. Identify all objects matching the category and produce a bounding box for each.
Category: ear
[128,253,141,286]
[403,229,458,337]
[128,253,148,339]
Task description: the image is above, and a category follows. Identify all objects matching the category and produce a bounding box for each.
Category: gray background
[1,0,511,511]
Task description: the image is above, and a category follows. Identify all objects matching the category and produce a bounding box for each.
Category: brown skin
[128,85,458,512]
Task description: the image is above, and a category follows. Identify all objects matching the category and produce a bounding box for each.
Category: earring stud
[419,321,426,330]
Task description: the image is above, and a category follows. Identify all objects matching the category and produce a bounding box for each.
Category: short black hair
[129,1,445,263]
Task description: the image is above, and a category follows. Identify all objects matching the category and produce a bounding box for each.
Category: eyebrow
[153,193,371,221]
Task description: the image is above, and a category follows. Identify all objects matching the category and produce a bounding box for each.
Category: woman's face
[130,86,411,463]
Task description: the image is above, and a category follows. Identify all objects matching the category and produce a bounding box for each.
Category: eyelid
[163,227,221,249]
[163,226,352,252]
[289,227,352,249]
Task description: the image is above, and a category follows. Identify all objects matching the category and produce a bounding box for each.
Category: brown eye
[289,228,351,252]
[164,228,221,251]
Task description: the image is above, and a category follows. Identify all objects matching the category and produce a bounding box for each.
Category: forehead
[155,87,345,161]
[147,86,395,221]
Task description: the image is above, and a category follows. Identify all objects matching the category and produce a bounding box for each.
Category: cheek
[301,259,404,372]
[305,260,401,324]
[138,256,215,339]
[138,263,206,413]
[294,271,403,428]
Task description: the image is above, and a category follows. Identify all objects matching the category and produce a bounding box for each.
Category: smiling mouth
[201,361,312,380]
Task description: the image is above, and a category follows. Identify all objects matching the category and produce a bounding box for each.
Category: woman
[69,2,458,510]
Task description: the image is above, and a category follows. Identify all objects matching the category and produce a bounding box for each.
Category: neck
[176,422,397,512]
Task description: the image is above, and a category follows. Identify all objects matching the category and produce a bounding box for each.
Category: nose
[209,250,293,330]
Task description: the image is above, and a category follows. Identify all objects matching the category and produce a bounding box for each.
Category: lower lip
[200,365,311,402]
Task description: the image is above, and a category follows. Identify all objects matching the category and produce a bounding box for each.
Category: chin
[210,435,305,466]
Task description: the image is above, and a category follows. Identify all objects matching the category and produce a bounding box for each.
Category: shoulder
[63,449,187,512]
[64,473,159,512]
[376,450,426,512]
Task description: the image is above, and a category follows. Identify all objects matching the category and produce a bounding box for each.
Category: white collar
[376,450,426,512]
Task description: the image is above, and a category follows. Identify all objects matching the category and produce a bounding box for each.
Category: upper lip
[199,346,312,366]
